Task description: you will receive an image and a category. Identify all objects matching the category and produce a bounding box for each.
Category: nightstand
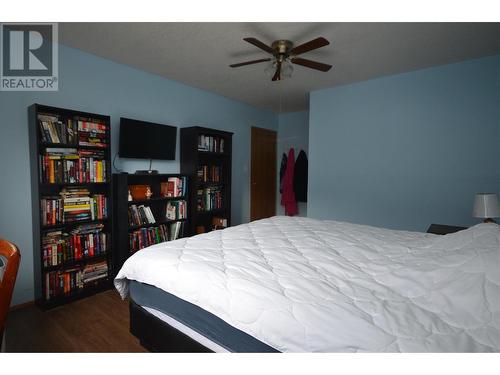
[426,223,467,235]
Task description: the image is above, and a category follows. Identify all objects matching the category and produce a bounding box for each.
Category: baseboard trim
[10,300,35,311]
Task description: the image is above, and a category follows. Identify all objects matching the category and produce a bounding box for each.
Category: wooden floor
[5,290,147,352]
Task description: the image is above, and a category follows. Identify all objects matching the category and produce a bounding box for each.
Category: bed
[114,216,500,352]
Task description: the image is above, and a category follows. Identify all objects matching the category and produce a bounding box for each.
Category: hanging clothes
[279,152,287,193]
[281,148,298,216]
[293,150,308,202]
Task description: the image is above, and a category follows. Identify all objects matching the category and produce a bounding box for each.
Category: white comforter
[115,216,500,352]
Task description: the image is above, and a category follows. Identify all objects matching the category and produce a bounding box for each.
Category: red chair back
[0,239,21,333]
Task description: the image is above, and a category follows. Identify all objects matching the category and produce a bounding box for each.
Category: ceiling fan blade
[290,37,330,56]
[243,37,275,54]
[291,57,332,72]
[229,58,271,68]
[272,61,282,81]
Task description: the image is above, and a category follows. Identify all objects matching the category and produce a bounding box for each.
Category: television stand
[135,159,158,174]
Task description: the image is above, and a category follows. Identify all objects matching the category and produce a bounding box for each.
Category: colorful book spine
[197,135,225,153]
[44,260,108,300]
[197,165,222,183]
[38,116,78,144]
[128,205,156,227]
[196,186,223,212]
[40,150,107,184]
[129,224,169,252]
[42,231,107,267]
[166,200,187,220]
[77,120,108,148]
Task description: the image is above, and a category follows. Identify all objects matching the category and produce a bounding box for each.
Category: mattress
[129,280,278,352]
[141,305,229,352]
[115,216,500,352]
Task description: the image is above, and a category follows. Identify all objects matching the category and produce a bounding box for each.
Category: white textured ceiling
[59,22,500,112]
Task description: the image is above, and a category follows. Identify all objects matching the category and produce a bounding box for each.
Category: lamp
[472,193,500,223]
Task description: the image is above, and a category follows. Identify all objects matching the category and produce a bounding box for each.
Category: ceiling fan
[230,37,332,81]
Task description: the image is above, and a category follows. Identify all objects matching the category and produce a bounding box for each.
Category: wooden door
[251,127,277,221]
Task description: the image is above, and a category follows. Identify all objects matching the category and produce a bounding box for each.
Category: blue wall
[276,111,309,216]
[0,44,277,305]
[309,55,500,231]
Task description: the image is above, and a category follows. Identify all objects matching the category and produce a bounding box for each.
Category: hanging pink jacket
[281,148,298,216]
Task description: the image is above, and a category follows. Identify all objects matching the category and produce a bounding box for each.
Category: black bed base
[129,300,213,353]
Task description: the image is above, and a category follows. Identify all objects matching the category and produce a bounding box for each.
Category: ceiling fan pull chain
[279,79,283,113]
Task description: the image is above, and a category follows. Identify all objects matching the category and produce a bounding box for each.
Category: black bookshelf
[41,281,111,310]
[28,104,113,309]
[180,126,233,235]
[112,173,189,276]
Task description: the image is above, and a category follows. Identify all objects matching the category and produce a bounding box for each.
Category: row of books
[38,115,109,148]
[129,224,169,252]
[44,260,108,300]
[197,165,222,183]
[41,188,107,226]
[160,177,187,198]
[77,120,107,134]
[61,188,107,223]
[42,224,108,267]
[197,186,223,212]
[38,114,77,144]
[129,222,186,252]
[170,221,185,241]
[40,148,107,183]
[129,204,155,227]
[198,134,225,153]
[77,120,109,148]
[166,200,187,220]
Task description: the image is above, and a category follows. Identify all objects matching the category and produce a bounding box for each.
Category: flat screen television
[119,117,177,160]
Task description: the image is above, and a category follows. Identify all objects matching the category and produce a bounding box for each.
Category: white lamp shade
[473,193,500,218]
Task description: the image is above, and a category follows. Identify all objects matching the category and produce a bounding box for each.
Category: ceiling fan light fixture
[281,60,294,79]
[264,60,293,81]
[264,61,277,78]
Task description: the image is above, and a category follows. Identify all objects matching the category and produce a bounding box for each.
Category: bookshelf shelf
[196,208,228,215]
[43,254,108,272]
[128,218,187,232]
[39,142,78,148]
[41,218,108,232]
[29,104,113,309]
[39,142,109,151]
[181,126,233,235]
[42,279,111,309]
[112,173,189,275]
[198,151,230,157]
[198,182,225,188]
[40,182,109,188]
[127,196,187,205]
